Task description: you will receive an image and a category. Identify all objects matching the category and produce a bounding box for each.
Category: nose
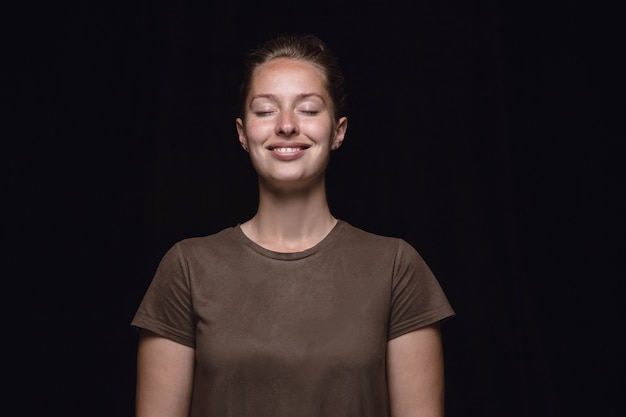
[276,110,298,136]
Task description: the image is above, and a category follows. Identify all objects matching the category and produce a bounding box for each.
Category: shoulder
[165,226,241,261]
[338,221,414,248]
[338,221,396,244]
[336,221,420,260]
[178,226,238,247]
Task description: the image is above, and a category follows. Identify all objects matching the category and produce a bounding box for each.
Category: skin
[135,57,446,417]
[135,330,194,417]
[235,58,347,252]
[387,325,446,417]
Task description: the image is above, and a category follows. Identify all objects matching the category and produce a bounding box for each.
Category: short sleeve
[388,239,455,340]
[130,242,196,347]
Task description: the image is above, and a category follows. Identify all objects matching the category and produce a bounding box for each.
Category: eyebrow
[250,93,326,103]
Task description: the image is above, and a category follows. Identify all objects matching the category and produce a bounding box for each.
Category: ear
[331,117,348,150]
[235,118,248,151]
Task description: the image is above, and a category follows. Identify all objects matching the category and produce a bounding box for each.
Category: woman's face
[236,58,347,190]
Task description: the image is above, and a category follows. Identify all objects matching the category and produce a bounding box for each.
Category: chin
[261,173,324,191]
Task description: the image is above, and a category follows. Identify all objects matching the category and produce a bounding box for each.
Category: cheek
[302,120,334,140]
[243,120,271,142]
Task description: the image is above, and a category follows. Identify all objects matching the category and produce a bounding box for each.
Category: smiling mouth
[274,147,303,153]
[269,146,309,153]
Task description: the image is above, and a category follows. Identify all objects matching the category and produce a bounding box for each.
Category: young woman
[132,33,454,417]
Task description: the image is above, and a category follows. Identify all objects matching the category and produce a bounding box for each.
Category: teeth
[274,147,302,153]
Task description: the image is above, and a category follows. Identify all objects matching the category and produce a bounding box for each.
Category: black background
[7,1,623,416]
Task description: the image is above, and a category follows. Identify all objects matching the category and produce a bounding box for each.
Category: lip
[267,143,310,161]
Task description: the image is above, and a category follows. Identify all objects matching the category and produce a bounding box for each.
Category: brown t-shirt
[132,220,455,417]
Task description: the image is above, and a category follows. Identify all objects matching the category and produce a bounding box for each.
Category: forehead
[249,58,328,95]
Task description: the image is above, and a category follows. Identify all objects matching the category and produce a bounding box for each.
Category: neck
[241,177,337,252]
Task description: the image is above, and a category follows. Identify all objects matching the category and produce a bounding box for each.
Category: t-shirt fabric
[131,220,455,417]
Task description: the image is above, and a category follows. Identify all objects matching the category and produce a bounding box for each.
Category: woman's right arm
[136,329,195,417]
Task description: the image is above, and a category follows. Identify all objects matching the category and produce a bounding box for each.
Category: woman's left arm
[387,324,445,417]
